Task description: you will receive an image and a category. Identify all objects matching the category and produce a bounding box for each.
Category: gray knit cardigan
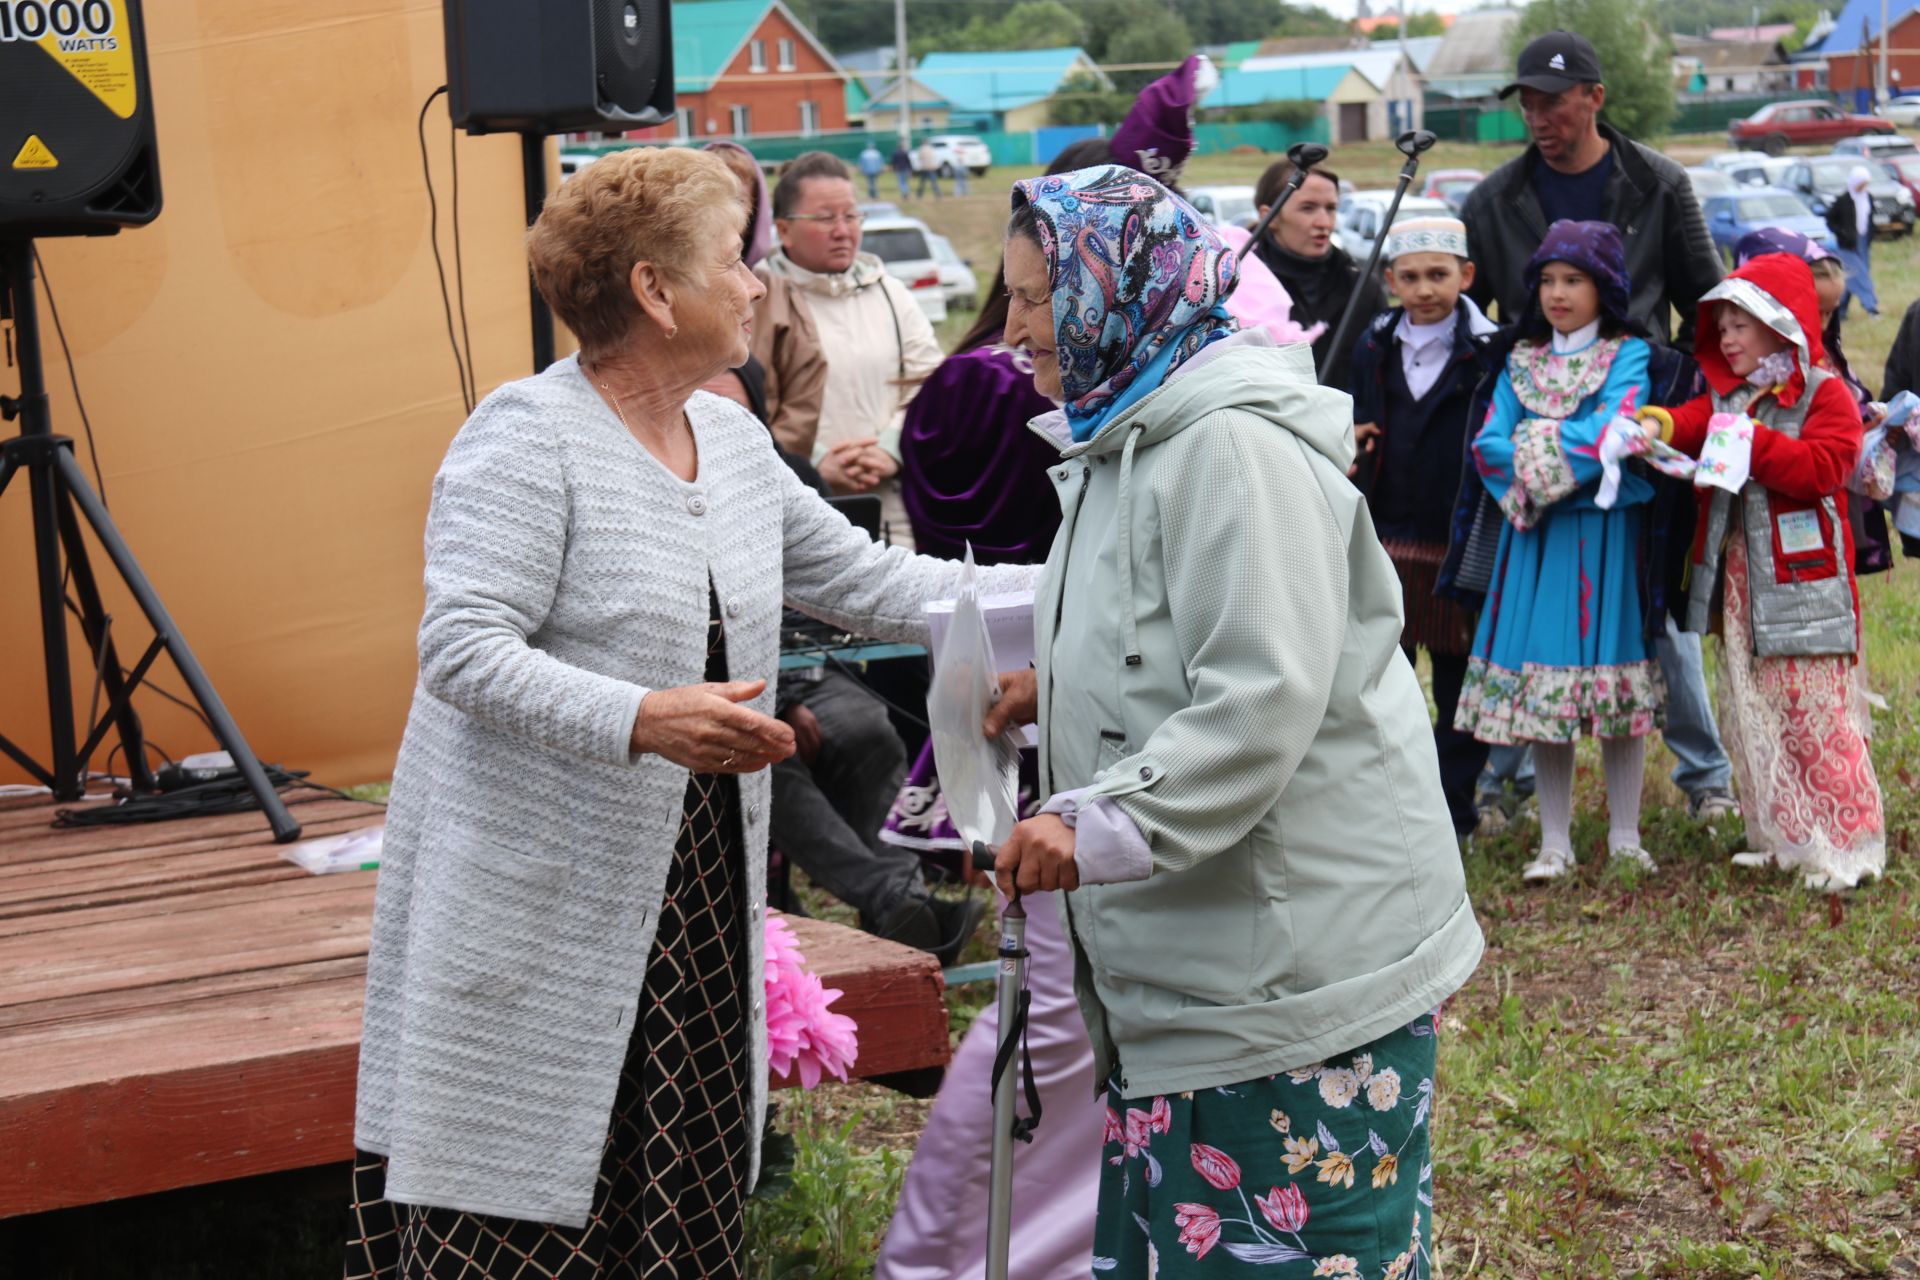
[353,355,1033,1227]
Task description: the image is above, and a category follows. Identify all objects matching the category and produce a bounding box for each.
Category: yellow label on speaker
[12,134,58,169]
[0,0,140,119]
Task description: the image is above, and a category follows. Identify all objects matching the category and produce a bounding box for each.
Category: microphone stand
[1320,129,1439,386]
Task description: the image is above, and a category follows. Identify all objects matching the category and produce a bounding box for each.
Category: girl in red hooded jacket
[1637,253,1885,892]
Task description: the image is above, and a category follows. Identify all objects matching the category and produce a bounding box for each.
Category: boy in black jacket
[1349,217,1500,839]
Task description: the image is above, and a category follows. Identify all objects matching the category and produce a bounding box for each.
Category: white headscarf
[1849,165,1873,242]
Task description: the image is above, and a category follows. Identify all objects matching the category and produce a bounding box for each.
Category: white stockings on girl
[1522,737,1655,882]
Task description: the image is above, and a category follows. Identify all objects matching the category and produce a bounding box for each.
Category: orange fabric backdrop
[0,0,561,788]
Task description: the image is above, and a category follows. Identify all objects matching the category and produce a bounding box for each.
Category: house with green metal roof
[625,0,854,142]
[869,47,1111,133]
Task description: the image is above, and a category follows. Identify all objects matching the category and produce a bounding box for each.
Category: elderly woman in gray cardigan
[345,146,1030,1280]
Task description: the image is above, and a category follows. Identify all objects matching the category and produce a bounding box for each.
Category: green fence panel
[1475,109,1528,143]
[1192,118,1328,157]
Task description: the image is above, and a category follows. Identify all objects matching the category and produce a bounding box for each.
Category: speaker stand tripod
[0,240,300,841]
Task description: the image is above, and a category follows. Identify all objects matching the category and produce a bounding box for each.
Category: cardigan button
[727,597,742,618]
[687,494,707,516]
[748,802,761,822]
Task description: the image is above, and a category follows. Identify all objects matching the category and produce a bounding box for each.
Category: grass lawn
[745,136,1920,1277]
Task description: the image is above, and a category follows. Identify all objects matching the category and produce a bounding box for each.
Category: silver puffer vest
[1687,365,1857,657]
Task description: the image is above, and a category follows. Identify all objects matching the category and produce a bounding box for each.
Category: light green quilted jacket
[1033,332,1485,1099]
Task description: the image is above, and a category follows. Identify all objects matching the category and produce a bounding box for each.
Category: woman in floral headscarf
[986,165,1484,1280]
[1454,220,1666,884]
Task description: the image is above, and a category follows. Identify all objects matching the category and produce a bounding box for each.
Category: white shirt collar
[1394,308,1458,352]
[1551,318,1602,354]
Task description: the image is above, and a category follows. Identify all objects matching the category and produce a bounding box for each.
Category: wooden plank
[0,871,373,943]
[0,876,378,1006]
[0,797,380,864]
[0,954,368,1033]
[0,816,380,912]
[0,981,366,1217]
[0,808,380,883]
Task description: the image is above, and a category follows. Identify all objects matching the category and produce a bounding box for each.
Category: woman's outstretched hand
[630,680,796,773]
[982,668,1037,739]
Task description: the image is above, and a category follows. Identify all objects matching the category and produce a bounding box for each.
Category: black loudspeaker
[443,0,675,136]
[0,0,161,237]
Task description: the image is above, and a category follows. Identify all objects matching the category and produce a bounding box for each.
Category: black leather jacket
[1460,123,1723,346]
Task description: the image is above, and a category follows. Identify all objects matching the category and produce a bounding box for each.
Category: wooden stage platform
[0,788,950,1219]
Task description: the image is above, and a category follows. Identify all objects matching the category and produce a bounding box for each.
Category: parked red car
[1730,100,1896,155]
[1420,168,1484,214]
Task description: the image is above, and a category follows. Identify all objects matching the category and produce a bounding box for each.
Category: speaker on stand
[441,1,677,371]
[0,0,299,838]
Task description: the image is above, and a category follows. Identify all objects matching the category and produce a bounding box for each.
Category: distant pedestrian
[914,138,942,200]
[858,140,884,200]
[889,141,912,200]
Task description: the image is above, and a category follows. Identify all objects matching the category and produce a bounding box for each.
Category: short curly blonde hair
[526,146,745,357]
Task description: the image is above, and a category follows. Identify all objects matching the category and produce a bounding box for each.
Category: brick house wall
[631,5,849,141]
[1825,11,1920,97]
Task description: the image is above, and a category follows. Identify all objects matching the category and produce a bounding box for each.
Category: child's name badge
[1777,509,1825,555]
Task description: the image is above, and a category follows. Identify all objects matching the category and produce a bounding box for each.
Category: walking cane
[971,839,1037,1280]
[1319,129,1439,386]
[1236,141,1331,263]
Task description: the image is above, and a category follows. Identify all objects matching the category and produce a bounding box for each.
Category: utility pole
[1881,0,1891,107]
[1399,0,1412,133]
[895,0,911,152]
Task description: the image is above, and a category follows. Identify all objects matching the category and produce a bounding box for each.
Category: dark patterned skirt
[1383,538,1478,657]
[347,595,750,1279]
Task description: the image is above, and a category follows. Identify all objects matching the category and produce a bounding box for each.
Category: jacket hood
[700,141,774,268]
[760,248,892,296]
[1694,253,1822,405]
[1049,329,1356,471]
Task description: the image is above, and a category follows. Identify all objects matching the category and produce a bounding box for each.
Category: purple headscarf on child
[1523,219,1633,328]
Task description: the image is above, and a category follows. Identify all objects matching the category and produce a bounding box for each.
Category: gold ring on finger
[722,752,737,769]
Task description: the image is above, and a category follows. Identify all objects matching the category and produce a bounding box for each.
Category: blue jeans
[1478,742,1535,802]
[1476,615,1730,802]
[895,170,910,200]
[1653,614,1731,795]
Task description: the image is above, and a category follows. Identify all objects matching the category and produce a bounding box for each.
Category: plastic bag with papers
[925,546,1023,850]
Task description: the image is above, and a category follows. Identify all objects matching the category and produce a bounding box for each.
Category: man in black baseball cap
[1458,26,1736,837]
[1499,30,1605,99]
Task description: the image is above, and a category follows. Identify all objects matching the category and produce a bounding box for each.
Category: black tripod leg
[52,449,302,842]
[0,451,16,499]
[29,450,81,800]
[53,477,158,792]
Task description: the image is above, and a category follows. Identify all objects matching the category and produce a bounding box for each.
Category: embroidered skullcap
[1384,216,1469,262]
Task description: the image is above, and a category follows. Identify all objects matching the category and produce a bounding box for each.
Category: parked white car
[927,232,979,311]
[1877,96,1920,127]
[1723,154,1796,188]
[1185,184,1259,230]
[861,215,949,323]
[1833,132,1920,159]
[1335,191,1453,265]
[923,135,993,178]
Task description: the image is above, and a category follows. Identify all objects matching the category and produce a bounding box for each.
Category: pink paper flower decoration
[763,912,859,1089]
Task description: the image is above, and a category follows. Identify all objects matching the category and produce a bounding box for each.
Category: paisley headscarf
[1522,219,1633,332]
[1011,165,1238,442]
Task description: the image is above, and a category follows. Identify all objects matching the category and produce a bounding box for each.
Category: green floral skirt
[1093,1014,1439,1279]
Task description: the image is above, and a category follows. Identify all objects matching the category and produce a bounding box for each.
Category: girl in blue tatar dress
[1455,220,1665,883]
